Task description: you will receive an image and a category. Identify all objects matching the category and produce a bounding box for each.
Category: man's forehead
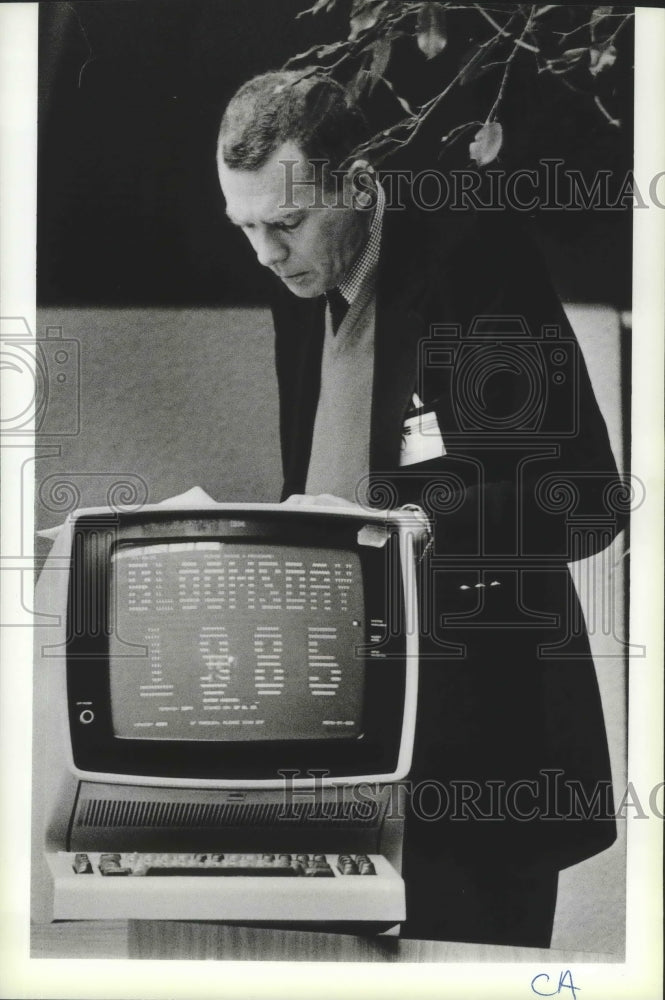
[219,141,332,220]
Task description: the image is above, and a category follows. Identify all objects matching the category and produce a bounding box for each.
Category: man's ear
[346,159,377,210]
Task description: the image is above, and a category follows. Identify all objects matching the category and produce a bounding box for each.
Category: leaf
[590,6,614,43]
[395,93,414,115]
[348,68,372,103]
[369,36,392,88]
[349,0,387,41]
[459,41,487,85]
[416,3,447,60]
[440,122,478,145]
[591,5,614,22]
[317,41,348,60]
[296,0,339,18]
[589,42,617,76]
[560,47,588,62]
[285,40,347,66]
[459,35,502,86]
[381,75,415,116]
[545,47,587,75]
[469,121,503,166]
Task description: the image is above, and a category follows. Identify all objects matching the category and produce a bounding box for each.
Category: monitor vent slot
[76,797,379,830]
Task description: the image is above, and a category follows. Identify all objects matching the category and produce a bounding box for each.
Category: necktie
[326,287,348,335]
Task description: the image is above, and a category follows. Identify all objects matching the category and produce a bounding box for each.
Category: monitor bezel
[65,507,412,783]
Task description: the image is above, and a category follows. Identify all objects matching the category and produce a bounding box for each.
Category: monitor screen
[65,507,411,782]
[109,541,365,742]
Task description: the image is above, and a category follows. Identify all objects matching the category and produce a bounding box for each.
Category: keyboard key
[73,853,92,874]
[99,858,131,876]
[302,866,335,877]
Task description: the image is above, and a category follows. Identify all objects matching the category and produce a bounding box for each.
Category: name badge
[400,409,446,466]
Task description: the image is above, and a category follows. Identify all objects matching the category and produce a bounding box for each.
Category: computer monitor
[32,502,427,925]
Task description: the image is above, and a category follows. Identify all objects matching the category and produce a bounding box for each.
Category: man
[217,71,625,946]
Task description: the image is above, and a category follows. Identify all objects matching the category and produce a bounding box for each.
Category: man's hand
[282,493,360,508]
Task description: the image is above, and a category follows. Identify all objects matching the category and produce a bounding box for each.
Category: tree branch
[473,3,540,53]
[594,94,621,128]
[486,5,536,122]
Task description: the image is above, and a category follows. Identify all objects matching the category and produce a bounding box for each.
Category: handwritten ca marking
[531,969,581,999]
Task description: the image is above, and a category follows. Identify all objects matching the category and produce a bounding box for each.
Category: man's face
[218,140,366,298]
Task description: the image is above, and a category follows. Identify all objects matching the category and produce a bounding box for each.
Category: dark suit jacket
[270,205,626,873]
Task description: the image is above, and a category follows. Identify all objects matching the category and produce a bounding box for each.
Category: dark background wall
[38,0,344,305]
[38,0,634,309]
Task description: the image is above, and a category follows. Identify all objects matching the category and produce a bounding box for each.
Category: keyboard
[45,851,404,922]
[76,851,377,877]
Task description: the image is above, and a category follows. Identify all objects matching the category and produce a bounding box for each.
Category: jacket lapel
[274,292,326,499]
[370,209,429,475]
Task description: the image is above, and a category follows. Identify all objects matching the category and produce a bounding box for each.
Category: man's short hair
[218,70,369,180]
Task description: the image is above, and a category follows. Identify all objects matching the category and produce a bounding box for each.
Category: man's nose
[254,228,289,268]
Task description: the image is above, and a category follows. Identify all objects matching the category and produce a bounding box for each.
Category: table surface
[31,919,618,963]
